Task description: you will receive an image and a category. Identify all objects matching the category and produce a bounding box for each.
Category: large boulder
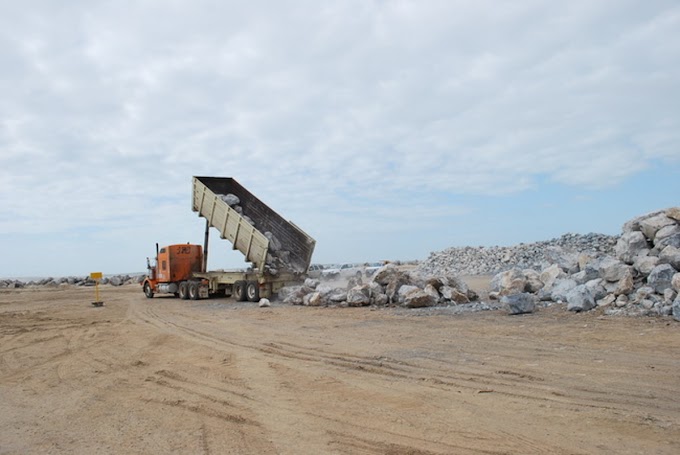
[544,247,579,274]
[622,210,665,234]
[424,275,473,301]
[572,266,599,285]
[639,213,675,241]
[540,264,566,290]
[523,269,544,293]
[368,282,385,299]
[501,293,536,315]
[585,278,608,301]
[597,293,616,308]
[265,231,283,252]
[633,255,659,275]
[304,278,320,289]
[490,268,527,295]
[280,286,305,305]
[666,207,680,222]
[551,278,578,302]
[374,294,389,306]
[664,289,677,305]
[598,257,632,283]
[425,277,445,291]
[315,284,338,297]
[655,224,680,244]
[329,291,348,303]
[566,285,596,312]
[303,292,323,307]
[376,266,412,303]
[397,285,420,303]
[647,264,677,293]
[427,275,469,294]
[611,268,635,296]
[423,284,441,303]
[385,274,411,303]
[347,285,371,306]
[445,275,470,295]
[672,273,680,292]
[603,269,635,296]
[655,233,680,250]
[615,294,629,308]
[373,264,401,286]
[659,246,680,270]
[615,231,649,264]
[439,286,455,301]
[673,295,680,322]
[440,285,470,304]
[219,193,240,206]
[402,289,436,308]
[577,253,594,271]
[633,286,656,304]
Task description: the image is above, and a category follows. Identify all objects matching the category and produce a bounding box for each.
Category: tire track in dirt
[151,368,255,405]
[129,300,563,454]
[141,397,258,426]
[255,336,680,429]
[128,300,281,454]
[132,301,390,452]
[199,423,210,455]
[4,287,680,454]
[326,430,516,455]
[0,315,92,385]
[126,295,680,454]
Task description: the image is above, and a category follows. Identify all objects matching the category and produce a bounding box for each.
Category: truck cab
[142,244,204,298]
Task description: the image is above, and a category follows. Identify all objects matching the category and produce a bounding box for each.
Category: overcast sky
[1,0,679,278]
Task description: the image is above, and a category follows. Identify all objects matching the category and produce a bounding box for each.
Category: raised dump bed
[192,176,316,275]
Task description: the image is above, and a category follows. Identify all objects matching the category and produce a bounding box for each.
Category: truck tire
[233,281,247,302]
[143,282,154,299]
[189,281,200,300]
[246,281,260,302]
[179,281,189,300]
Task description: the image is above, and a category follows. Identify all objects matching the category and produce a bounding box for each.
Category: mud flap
[199,283,209,299]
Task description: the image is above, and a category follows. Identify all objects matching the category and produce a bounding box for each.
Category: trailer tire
[189,281,200,300]
[179,281,189,300]
[246,281,260,302]
[233,281,247,302]
[143,282,154,299]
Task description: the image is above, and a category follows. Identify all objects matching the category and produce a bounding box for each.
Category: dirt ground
[1,282,679,455]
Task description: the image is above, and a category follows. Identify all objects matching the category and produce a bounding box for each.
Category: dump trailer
[142,176,316,301]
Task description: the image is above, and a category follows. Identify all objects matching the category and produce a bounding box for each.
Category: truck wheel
[246,281,260,302]
[233,281,247,302]
[143,282,154,299]
[179,281,189,300]
[189,281,200,300]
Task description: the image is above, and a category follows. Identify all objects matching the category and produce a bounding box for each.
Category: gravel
[417,233,618,276]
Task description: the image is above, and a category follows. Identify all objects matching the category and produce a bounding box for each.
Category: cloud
[0,1,679,274]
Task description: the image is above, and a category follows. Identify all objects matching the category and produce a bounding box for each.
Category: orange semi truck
[142,177,316,301]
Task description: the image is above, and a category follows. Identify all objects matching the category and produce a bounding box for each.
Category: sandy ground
[1,282,679,455]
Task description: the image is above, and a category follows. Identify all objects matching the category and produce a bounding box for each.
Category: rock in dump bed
[217,193,302,273]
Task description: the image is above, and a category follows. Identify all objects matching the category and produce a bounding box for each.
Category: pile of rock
[278,264,478,309]
[0,274,144,289]
[490,208,680,320]
[417,233,618,276]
